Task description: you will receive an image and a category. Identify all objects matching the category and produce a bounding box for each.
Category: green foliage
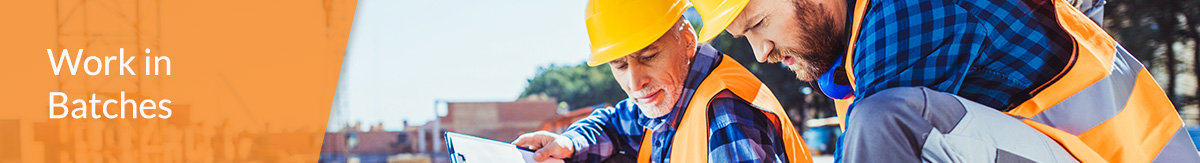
[519,63,627,109]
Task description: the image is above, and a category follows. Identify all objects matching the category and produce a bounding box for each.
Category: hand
[512,131,575,161]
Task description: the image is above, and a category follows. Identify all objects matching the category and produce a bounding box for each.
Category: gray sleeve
[842,87,1077,163]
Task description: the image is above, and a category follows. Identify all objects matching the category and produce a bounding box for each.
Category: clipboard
[444,132,566,163]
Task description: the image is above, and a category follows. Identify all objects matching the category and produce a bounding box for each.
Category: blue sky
[334,0,592,130]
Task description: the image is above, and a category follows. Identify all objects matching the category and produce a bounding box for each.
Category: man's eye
[611,61,628,69]
[642,52,658,61]
[750,19,763,30]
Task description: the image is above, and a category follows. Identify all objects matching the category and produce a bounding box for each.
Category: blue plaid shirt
[562,45,788,163]
[837,0,1090,162]
[848,0,1074,110]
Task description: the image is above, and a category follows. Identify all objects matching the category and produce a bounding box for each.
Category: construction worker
[511,0,812,162]
[692,0,1200,162]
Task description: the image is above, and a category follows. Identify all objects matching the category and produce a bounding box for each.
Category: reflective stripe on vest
[635,54,813,163]
[1007,0,1199,162]
[840,0,1199,162]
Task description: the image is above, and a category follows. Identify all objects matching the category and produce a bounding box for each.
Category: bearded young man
[693,0,1198,162]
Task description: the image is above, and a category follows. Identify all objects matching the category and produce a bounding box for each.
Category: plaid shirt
[562,45,788,163]
[848,0,1074,110]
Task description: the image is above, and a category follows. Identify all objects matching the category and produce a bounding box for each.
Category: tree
[519,63,627,109]
[1105,0,1200,109]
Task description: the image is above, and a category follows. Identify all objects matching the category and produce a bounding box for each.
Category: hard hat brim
[586,0,691,67]
[696,0,750,42]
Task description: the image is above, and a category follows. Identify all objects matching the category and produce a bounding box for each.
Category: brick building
[437,97,560,142]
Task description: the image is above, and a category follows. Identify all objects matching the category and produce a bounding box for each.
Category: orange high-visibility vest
[635,54,813,163]
[839,0,1198,162]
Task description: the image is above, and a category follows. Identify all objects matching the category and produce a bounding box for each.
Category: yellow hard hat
[692,0,750,42]
[585,0,692,66]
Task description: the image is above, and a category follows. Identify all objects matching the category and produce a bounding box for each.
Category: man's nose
[752,39,775,63]
[628,63,652,91]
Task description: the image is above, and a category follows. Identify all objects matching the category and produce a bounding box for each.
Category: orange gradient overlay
[0,0,358,162]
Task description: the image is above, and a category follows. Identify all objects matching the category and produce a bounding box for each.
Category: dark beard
[768,0,846,81]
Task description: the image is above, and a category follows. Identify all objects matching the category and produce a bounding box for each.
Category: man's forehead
[728,1,771,37]
[619,19,688,60]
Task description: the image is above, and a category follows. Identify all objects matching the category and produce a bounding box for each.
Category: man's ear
[677,17,698,59]
[679,18,697,44]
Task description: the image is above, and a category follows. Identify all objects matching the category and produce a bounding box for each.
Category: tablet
[444,132,566,163]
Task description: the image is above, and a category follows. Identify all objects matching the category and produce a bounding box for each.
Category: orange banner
[0,0,357,162]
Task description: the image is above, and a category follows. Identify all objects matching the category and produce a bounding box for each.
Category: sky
[333,0,592,131]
